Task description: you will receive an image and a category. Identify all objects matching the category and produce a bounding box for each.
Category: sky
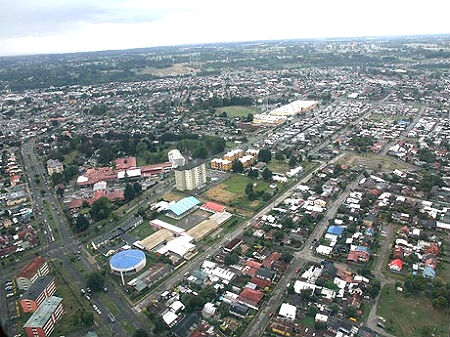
[0,0,449,56]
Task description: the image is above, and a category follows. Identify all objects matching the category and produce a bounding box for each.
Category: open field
[336,152,413,171]
[137,63,198,76]
[215,105,258,118]
[202,174,269,211]
[162,191,185,202]
[51,261,96,336]
[377,284,450,337]
[370,113,409,122]
[129,221,156,240]
[268,160,290,174]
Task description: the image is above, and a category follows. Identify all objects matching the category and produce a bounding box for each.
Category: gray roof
[21,275,54,301]
[24,296,63,328]
[174,159,205,171]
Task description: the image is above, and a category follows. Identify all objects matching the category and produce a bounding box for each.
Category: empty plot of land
[215,105,258,118]
[377,284,449,337]
[336,152,413,171]
[137,63,198,76]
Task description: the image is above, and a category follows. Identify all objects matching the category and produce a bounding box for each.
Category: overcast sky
[0,0,448,56]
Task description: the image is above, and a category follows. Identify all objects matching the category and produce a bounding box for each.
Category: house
[230,303,249,318]
[256,268,276,282]
[347,250,370,263]
[237,288,264,310]
[389,259,403,271]
[422,266,436,279]
[16,257,49,290]
[46,159,64,175]
[278,303,297,321]
[224,238,243,253]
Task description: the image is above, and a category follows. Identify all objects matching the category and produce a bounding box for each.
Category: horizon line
[1,32,449,59]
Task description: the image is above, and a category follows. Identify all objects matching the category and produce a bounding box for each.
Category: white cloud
[0,0,448,55]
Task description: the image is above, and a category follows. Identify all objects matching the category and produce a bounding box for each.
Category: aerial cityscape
[0,2,449,337]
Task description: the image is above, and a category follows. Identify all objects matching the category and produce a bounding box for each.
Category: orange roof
[17,257,47,279]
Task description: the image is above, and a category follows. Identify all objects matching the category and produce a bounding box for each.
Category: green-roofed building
[23,296,64,337]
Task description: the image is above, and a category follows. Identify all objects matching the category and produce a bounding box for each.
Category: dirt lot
[336,152,413,171]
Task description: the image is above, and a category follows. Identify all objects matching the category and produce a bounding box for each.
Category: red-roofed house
[237,288,264,310]
[201,202,226,213]
[389,259,403,272]
[262,252,281,269]
[347,250,370,263]
[426,243,439,256]
[250,276,272,289]
[10,175,21,186]
[242,260,262,278]
[16,257,49,290]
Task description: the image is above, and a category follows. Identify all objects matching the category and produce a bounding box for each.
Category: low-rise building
[46,159,64,176]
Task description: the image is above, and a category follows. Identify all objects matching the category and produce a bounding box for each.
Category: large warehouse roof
[168,196,200,216]
[110,249,145,270]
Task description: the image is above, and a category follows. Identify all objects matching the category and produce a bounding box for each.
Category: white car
[81,288,86,294]
[6,293,14,298]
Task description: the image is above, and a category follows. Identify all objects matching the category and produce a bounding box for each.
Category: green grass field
[268,160,290,173]
[377,284,449,337]
[223,175,269,195]
[215,105,257,118]
[129,221,156,239]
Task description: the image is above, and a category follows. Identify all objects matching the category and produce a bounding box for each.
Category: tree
[124,184,136,201]
[90,197,112,221]
[56,186,64,198]
[248,169,258,178]
[281,250,293,263]
[258,149,272,163]
[289,156,297,168]
[133,182,142,195]
[232,159,244,173]
[275,151,284,161]
[262,167,272,181]
[344,306,357,318]
[246,113,254,122]
[224,253,239,266]
[75,214,89,232]
[133,329,149,337]
[245,183,254,195]
[86,272,105,292]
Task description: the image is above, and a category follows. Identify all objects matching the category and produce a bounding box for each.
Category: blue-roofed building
[422,266,436,279]
[167,196,200,218]
[355,246,371,254]
[365,227,375,237]
[327,226,345,236]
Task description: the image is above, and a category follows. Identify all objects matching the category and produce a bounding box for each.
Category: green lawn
[129,221,156,240]
[97,292,121,316]
[268,160,290,174]
[377,284,449,337]
[215,105,257,118]
[223,175,269,195]
[63,150,80,165]
[51,262,96,336]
